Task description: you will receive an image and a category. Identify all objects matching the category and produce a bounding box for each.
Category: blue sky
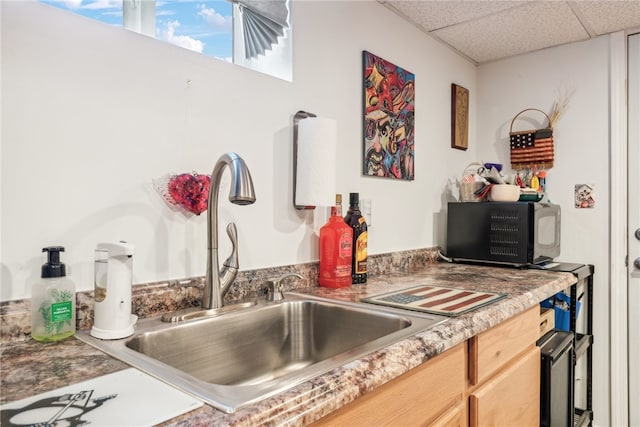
[39,0,233,61]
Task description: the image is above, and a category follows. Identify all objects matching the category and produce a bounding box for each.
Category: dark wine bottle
[344,192,367,284]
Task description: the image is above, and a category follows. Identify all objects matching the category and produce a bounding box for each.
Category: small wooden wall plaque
[451,83,469,150]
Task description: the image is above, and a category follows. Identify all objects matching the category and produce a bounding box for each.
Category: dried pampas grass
[549,89,574,129]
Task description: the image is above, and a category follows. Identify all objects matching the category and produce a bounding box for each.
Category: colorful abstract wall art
[363,51,415,180]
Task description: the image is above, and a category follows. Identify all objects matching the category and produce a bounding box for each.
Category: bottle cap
[349,192,359,205]
[42,246,66,278]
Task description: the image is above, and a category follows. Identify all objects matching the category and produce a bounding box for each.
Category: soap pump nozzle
[42,246,66,278]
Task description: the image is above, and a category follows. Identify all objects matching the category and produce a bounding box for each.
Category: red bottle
[319,206,353,288]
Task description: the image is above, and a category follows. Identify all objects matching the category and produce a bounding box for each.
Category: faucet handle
[264,273,303,302]
[222,223,239,269]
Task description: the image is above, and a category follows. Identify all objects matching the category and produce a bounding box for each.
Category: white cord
[437,249,453,263]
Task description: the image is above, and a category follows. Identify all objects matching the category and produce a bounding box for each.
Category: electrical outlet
[361,198,372,227]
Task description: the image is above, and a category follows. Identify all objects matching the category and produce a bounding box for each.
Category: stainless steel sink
[77,293,448,413]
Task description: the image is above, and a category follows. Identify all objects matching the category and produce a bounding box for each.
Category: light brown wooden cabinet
[469,346,540,426]
[467,306,540,427]
[430,402,467,427]
[468,306,540,386]
[313,307,540,427]
[312,343,466,426]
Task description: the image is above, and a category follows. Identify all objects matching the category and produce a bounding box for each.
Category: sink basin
[77,293,448,413]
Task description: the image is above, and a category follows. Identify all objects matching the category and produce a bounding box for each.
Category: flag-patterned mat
[362,285,507,316]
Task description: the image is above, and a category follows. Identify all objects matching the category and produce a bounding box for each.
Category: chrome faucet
[203,152,256,309]
[161,152,255,323]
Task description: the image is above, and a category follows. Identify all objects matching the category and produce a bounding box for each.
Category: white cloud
[197,4,232,32]
[42,0,120,11]
[82,0,121,10]
[157,9,176,17]
[61,0,83,9]
[160,20,204,53]
[44,0,85,9]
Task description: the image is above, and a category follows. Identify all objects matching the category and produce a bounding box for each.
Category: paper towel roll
[295,117,337,207]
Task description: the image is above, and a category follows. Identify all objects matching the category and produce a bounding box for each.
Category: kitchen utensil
[475,183,494,199]
[486,167,505,184]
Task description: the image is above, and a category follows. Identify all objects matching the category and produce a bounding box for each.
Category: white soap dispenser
[91,241,137,340]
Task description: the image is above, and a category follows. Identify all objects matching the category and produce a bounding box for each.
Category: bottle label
[339,231,352,260]
[334,264,351,277]
[355,231,368,274]
[51,301,73,322]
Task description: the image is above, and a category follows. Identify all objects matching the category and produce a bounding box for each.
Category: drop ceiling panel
[383,0,526,31]
[431,2,590,63]
[572,1,640,36]
[380,1,640,65]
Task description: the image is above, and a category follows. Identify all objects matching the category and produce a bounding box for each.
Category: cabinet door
[431,402,467,427]
[312,343,466,426]
[469,346,540,427]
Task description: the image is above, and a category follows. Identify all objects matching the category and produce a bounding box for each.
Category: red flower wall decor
[154,172,211,215]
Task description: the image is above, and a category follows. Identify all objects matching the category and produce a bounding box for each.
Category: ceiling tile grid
[432,2,590,63]
[381,0,640,64]
[382,0,526,31]
[573,1,640,35]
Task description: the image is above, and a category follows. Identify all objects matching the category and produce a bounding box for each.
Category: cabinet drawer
[468,306,539,385]
[469,346,540,427]
[312,343,466,426]
[539,307,555,337]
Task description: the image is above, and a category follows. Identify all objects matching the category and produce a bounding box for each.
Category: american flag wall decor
[509,108,555,170]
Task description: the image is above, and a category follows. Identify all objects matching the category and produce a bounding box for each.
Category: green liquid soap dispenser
[31,246,76,342]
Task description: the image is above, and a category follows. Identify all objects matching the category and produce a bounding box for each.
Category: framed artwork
[451,83,469,150]
[363,51,415,180]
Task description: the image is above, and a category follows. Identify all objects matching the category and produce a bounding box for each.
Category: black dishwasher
[537,329,575,427]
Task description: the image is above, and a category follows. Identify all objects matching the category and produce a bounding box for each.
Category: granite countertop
[0,262,577,426]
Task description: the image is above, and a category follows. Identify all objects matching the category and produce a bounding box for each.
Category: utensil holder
[460,162,485,202]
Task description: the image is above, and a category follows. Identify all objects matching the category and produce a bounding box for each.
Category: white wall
[1,2,617,423]
[476,36,611,426]
[0,1,477,301]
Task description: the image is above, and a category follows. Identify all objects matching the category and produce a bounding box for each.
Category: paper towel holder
[293,110,317,210]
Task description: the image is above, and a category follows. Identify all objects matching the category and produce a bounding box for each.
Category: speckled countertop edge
[165,263,575,427]
[0,256,577,426]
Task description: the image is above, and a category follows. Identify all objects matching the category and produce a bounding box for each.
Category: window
[40,0,233,63]
[40,0,291,80]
